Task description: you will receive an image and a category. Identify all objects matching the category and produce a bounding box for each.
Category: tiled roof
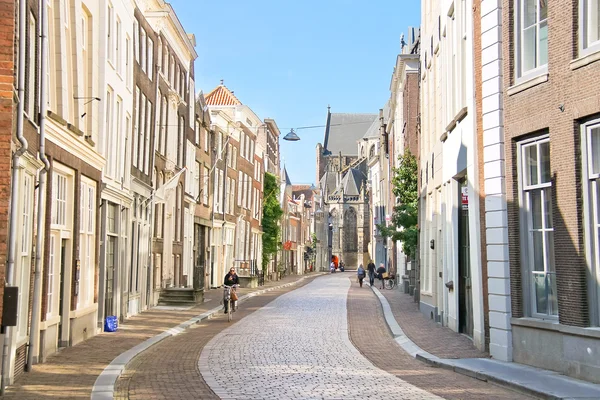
[205,84,242,106]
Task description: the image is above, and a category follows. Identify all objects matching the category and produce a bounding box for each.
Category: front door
[458,179,473,336]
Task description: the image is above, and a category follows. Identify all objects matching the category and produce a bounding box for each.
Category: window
[115,97,122,180]
[233,147,237,169]
[203,166,209,205]
[105,88,114,177]
[519,136,556,318]
[79,177,96,307]
[116,18,122,74]
[156,172,164,238]
[582,0,600,52]
[133,20,139,62]
[214,169,221,211]
[139,93,146,170]
[204,127,209,153]
[238,170,242,207]
[147,36,153,80]
[145,99,152,173]
[140,28,146,73]
[227,143,233,168]
[133,87,140,168]
[195,120,200,145]
[178,116,185,165]
[126,36,131,87]
[225,176,231,214]
[157,38,162,72]
[107,4,114,64]
[582,120,600,324]
[176,184,182,241]
[47,234,55,317]
[52,173,67,226]
[516,0,548,78]
[194,161,201,200]
[230,178,235,215]
[26,13,36,118]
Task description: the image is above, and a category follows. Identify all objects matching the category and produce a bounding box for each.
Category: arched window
[343,207,357,252]
[369,145,376,158]
[331,208,339,251]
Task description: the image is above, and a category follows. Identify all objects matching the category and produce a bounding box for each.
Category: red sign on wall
[461,186,469,210]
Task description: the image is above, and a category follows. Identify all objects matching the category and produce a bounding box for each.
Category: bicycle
[384,275,397,290]
[223,284,240,322]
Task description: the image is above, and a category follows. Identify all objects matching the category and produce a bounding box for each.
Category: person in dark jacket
[376,263,386,289]
[223,268,239,313]
[367,260,376,286]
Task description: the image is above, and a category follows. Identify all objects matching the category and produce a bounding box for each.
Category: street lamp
[282,128,300,141]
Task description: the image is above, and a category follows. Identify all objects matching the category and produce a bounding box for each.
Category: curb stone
[90,274,324,400]
[370,285,600,400]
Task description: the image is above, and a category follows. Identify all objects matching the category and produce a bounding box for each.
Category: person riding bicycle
[223,267,239,314]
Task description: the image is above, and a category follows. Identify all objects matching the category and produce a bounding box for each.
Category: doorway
[458,178,473,336]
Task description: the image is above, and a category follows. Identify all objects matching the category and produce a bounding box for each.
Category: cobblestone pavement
[348,278,533,399]
[200,274,441,399]
[115,276,321,400]
[4,272,318,400]
[379,288,487,359]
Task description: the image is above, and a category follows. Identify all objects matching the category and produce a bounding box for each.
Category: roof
[205,84,242,106]
[324,113,378,156]
[362,117,380,139]
[292,185,314,201]
[282,166,292,186]
[334,168,366,196]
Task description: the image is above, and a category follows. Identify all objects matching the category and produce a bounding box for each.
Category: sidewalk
[4,272,321,400]
[372,286,600,400]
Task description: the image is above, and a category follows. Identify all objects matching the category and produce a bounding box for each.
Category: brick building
[480,0,600,382]
[205,83,265,287]
[387,27,420,293]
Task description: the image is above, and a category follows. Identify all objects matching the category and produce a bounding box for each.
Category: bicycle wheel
[384,278,395,290]
[228,299,232,322]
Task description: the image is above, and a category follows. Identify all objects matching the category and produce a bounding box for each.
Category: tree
[261,172,284,273]
[377,150,418,259]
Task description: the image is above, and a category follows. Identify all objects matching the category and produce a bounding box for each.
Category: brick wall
[502,0,598,327]
[0,0,16,323]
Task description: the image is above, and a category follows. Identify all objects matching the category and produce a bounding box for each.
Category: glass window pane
[534,273,547,314]
[524,0,537,28]
[539,21,548,66]
[546,230,555,273]
[525,144,538,186]
[590,126,600,175]
[547,273,558,316]
[533,230,545,271]
[531,190,543,229]
[540,141,551,183]
[523,26,537,73]
[543,187,553,228]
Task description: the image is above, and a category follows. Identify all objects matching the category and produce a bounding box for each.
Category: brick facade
[502,0,598,327]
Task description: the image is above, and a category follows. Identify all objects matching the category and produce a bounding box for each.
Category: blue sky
[170,0,420,184]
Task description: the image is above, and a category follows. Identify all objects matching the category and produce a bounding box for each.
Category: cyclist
[223,267,239,314]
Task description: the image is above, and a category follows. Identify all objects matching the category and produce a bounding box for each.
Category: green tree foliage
[377,150,418,259]
[261,172,284,273]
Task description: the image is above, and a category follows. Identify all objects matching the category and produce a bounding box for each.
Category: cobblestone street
[115,273,531,399]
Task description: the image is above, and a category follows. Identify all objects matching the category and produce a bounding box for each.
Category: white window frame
[581,118,600,326]
[580,0,600,56]
[107,3,114,65]
[203,166,209,205]
[116,18,122,75]
[517,135,557,319]
[515,0,548,80]
[27,12,36,118]
[78,176,96,308]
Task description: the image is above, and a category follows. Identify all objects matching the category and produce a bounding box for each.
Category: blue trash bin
[104,315,118,332]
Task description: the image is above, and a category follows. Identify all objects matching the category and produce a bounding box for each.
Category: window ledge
[511,317,600,339]
[570,48,600,70]
[69,303,97,320]
[508,73,549,96]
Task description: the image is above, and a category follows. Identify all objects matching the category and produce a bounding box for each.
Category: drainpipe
[1,0,30,393]
[27,0,50,370]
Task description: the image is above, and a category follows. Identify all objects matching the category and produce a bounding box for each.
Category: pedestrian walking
[357,264,366,287]
[367,260,376,286]
[376,263,386,289]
